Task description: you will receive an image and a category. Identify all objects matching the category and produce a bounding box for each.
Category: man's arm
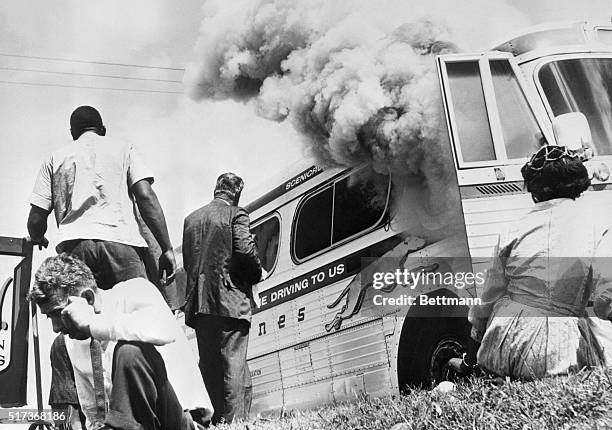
[232,208,262,285]
[27,205,50,249]
[63,283,177,345]
[131,179,176,283]
[28,156,53,249]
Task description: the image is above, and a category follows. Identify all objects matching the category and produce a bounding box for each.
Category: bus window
[252,215,281,274]
[490,60,542,159]
[293,170,390,262]
[332,174,387,243]
[294,187,333,260]
[446,61,496,162]
[597,29,612,46]
[539,57,612,155]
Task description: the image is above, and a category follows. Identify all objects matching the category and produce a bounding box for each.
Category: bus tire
[397,317,470,391]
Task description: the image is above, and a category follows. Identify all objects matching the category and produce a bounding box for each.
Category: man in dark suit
[182,172,262,424]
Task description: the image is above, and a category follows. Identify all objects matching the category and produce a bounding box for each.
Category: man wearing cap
[27,106,177,416]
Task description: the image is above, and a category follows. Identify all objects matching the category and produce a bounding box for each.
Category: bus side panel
[328,319,394,402]
[249,352,284,414]
[327,319,390,376]
[462,193,533,259]
[248,268,401,411]
[463,189,612,258]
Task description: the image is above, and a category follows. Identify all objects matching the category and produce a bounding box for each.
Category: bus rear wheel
[428,336,465,385]
[397,317,470,391]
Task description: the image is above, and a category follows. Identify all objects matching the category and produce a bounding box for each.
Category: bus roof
[492,20,612,57]
[244,164,327,214]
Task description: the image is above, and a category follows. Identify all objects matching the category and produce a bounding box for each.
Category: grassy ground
[211,368,612,430]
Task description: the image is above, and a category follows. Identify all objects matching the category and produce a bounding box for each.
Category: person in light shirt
[27,105,178,422]
[458,145,612,379]
[27,105,176,290]
[28,253,212,430]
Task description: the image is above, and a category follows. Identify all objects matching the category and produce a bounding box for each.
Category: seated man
[28,253,212,430]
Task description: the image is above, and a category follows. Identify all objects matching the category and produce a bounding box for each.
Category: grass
[211,368,612,430]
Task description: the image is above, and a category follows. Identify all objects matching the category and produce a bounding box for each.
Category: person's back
[469,146,607,379]
[182,172,261,424]
[28,105,176,291]
[183,198,257,324]
[40,133,147,248]
[502,198,604,315]
[28,105,179,426]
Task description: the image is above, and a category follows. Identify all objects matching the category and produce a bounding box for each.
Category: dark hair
[70,106,106,140]
[521,156,590,202]
[214,172,244,203]
[27,253,97,304]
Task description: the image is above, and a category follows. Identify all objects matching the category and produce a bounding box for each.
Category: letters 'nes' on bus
[174,21,612,415]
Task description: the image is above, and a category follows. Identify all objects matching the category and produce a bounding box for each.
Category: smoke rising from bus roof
[185,1,524,163]
[183,0,526,236]
[184,0,606,237]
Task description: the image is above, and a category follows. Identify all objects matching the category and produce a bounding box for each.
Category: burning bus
[173,20,612,414]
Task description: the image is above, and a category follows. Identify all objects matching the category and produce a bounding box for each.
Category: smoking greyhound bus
[173,20,612,414]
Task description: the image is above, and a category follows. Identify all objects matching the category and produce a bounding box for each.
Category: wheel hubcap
[429,338,463,385]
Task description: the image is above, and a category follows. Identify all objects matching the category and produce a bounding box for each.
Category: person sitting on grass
[451,144,612,380]
[28,253,212,430]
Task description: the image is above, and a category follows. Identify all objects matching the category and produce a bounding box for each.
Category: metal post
[28,301,53,429]
[32,302,44,413]
[24,239,52,430]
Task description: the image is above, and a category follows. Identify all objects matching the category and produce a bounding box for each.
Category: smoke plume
[184,0,530,237]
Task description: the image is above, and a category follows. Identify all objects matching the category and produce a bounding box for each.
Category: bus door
[436,52,552,272]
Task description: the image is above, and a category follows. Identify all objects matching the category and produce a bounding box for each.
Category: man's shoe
[189,408,213,429]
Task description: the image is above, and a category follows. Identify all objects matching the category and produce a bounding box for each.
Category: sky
[0,0,305,410]
[0,0,611,412]
[0,0,304,254]
[1,0,611,255]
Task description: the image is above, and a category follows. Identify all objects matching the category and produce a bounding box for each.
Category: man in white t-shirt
[27,105,176,289]
[27,106,178,418]
[28,253,212,430]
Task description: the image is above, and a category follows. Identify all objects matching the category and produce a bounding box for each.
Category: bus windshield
[539,57,612,155]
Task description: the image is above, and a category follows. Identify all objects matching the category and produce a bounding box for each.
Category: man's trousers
[105,341,193,430]
[193,314,252,424]
[50,340,193,430]
[57,239,147,291]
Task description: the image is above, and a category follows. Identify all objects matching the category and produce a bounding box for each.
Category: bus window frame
[594,27,612,46]
[251,211,282,279]
[438,52,550,170]
[533,53,612,134]
[290,167,391,265]
[533,53,612,169]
